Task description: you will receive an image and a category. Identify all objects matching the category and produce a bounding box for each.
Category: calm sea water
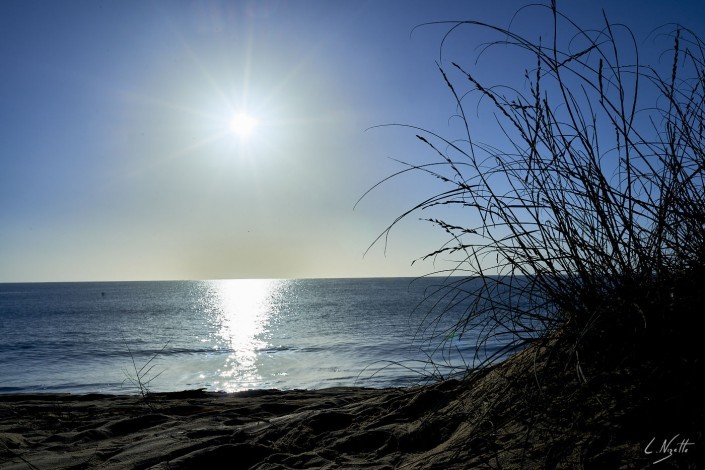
[0,278,507,394]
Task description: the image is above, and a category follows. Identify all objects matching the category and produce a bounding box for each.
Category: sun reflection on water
[205,279,283,391]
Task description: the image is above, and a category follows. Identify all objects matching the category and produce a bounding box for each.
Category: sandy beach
[3,342,701,469]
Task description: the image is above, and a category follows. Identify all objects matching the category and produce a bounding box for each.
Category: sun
[229,112,258,138]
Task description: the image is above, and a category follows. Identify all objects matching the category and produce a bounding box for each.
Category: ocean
[0,278,507,394]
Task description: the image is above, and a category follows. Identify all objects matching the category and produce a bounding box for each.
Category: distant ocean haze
[0,278,506,394]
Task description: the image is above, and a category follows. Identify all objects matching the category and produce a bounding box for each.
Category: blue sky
[1,0,704,282]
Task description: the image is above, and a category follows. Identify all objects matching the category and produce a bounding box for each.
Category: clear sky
[1,0,704,282]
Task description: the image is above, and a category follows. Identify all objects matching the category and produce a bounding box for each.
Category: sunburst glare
[230,112,258,138]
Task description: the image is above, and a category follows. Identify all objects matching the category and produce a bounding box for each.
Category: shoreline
[2,344,702,469]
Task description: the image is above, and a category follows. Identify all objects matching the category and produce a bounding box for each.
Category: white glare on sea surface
[206,279,282,390]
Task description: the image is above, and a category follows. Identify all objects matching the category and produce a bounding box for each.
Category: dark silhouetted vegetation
[365,0,704,377]
[363,3,704,465]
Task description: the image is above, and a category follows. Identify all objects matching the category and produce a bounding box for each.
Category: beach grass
[359,1,705,465]
[365,1,704,385]
[122,340,170,401]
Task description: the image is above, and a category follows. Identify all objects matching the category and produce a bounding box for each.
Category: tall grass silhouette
[363,1,705,377]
